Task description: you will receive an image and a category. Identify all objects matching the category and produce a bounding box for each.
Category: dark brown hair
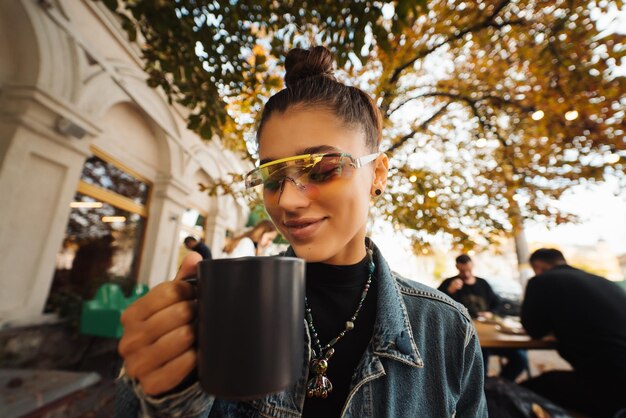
[257,46,383,151]
[529,248,566,265]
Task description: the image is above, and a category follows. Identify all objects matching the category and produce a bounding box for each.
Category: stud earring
[375,189,382,196]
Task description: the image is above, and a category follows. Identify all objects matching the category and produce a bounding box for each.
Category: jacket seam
[340,370,385,418]
[464,321,474,348]
[257,404,300,418]
[397,286,457,305]
[393,280,424,362]
[369,379,374,418]
[396,282,471,320]
[375,352,423,368]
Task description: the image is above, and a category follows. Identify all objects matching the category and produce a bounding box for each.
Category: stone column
[0,87,99,327]
[138,174,191,286]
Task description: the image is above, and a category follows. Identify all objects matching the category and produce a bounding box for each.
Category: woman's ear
[371,153,389,196]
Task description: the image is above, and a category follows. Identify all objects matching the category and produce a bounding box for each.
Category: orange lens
[255,153,372,206]
[263,178,322,206]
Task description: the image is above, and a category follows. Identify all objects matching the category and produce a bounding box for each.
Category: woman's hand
[118,252,202,396]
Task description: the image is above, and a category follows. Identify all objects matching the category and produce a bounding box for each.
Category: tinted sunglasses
[244,152,380,200]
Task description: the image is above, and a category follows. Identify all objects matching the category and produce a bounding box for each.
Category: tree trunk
[514,227,534,286]
[503,161,534,286]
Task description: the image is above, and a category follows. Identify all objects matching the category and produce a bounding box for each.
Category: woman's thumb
[174,252,203,281]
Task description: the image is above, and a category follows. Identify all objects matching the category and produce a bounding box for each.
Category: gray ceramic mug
[195,256,305,399]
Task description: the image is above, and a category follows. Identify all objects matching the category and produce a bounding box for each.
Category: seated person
[439,254,528,381]
[521,248,626,418]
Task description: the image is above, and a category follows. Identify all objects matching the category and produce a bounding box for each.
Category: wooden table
[474,320,557,349]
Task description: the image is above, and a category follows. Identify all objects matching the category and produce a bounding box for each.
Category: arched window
[45,148,151,312]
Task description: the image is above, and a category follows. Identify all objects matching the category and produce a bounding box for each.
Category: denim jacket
[116,241,487,417]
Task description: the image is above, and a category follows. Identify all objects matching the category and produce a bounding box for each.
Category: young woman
[116,46,487,417]
[222,220,278,257]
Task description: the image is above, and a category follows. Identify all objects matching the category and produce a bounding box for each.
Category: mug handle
[184,276,198,287]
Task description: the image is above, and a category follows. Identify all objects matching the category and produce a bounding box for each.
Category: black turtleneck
[302,255,378,418]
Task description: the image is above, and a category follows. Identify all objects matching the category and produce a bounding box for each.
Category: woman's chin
[290,244,333,263]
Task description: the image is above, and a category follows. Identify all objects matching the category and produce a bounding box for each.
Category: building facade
[0,0,251,327]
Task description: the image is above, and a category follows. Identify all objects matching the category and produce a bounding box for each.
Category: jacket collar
[368,240,423,369]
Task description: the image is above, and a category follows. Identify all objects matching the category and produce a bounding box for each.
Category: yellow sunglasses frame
[244,152,380,190]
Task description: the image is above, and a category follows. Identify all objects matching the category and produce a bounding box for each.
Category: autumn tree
[102,0,625,264]
[99,0,424,152]
[367,0,625,267]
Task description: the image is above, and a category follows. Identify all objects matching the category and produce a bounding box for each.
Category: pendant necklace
[305,246,375,399]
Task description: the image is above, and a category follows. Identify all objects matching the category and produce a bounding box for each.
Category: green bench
[79,283,149,338]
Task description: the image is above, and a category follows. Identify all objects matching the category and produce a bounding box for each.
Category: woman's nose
[277,178,310,209]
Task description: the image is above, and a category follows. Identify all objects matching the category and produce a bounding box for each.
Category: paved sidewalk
[1,323,120,417]
[24,378,116,418]
[1,369,101,418]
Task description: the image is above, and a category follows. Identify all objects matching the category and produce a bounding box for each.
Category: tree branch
[387,90,533,118]
[387,0,518,85]
[385,102,451,154]
[407,91,523,185]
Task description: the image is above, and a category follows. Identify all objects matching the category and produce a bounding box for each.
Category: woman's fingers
[118,253,204,396]
[138,348,198,396]
[121,251,202,326]
[124,323,196,380]
[174,252,203,282]
[122,280,195,325]
[119,299,196,356]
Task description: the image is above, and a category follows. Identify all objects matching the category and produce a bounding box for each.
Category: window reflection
[81,156,149,205]
[46,193,146,312]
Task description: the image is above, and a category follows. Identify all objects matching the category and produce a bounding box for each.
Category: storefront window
[46,152,150,314]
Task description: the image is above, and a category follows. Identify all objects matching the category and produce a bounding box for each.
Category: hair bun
[284,46,335,88]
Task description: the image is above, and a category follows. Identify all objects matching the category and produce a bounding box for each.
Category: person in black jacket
[521,248,626,418]
[439,254,528,381]
[439,254,499,318]
[183,236,212,260]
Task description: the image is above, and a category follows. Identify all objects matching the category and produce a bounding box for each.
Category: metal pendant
[306,358,333,398]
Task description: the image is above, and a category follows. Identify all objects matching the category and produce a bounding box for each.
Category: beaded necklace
[305,246,375,399]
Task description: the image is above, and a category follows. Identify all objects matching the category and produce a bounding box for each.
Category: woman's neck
[319,232,368,265]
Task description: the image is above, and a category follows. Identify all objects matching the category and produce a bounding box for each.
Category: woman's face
[258,107,387,265]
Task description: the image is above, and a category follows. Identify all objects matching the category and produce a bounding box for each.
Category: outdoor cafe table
[474,320,557,350]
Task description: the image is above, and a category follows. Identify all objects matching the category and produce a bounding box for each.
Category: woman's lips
[283,218,326,240]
